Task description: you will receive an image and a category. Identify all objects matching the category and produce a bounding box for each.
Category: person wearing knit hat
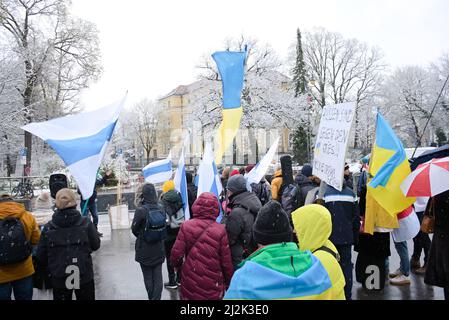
[224,201,338,300]
[36,188,100,300]
[160,179,184,289]
[245,164,255,173]
[162,180,175,193]
[54,188,77,210]
[301,164,313,178]
[224,174,262,269]
[253,201,292,245]
[230,169,240,177]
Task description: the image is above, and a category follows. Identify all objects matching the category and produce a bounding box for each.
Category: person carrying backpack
[170,192,234,300]
[245,164,272,206]
[132,183,166,300]
[0,194,41,300]
[295,164,319,208]
[35,189,100,300]
[160,180,184,289]
[224,174,262,269]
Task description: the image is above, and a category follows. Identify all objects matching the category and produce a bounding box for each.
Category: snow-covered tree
[0,0,102,173]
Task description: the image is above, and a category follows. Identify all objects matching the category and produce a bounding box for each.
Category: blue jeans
[394,241,410,276]
[81,199,99,227]
[0,276,33,300]
[335,244,353,300]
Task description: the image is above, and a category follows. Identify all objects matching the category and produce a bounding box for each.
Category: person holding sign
[323,164,360,300]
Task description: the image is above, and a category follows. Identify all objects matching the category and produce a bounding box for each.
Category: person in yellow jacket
[270,168,283,201]
[0,194,41,300]
[292,204,346,300]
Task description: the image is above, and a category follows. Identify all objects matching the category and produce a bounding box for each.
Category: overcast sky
[71,0,449,110]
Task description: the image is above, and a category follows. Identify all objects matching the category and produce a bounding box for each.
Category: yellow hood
[0,201,26,219]
[292,204,336,253]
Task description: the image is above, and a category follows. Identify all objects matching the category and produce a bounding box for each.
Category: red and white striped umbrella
[401,156,449,197]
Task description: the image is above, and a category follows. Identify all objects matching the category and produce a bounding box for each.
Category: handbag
[420,198,435,234]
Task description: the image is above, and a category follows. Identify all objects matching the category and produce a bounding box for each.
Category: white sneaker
[390,274,411,286]
[389,268,402,279]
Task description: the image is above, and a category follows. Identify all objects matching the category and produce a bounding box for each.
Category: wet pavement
[34,214,445,300]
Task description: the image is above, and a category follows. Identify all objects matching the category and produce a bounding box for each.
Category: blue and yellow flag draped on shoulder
[364,113,415,233]
[212,48,247,165]
[224,243,335,300]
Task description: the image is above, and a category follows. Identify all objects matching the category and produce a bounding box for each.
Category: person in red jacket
[170,192,234,300]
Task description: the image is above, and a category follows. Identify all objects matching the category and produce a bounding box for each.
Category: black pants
[335,244,353,300]
[164,229,179,278]
[140,263,163,300]
[445,287,449,301]
[412,211,431,264]
[52,280,95,300]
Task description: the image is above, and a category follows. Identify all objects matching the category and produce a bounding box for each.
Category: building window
[153,149,157,159]
[168,100,171,108]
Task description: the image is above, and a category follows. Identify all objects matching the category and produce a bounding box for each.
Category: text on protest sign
[312,102,356,191]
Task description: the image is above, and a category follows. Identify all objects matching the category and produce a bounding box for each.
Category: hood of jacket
[229,191,262,216]
[291,204,336,253]
[295,174,315,188]
[0,201,26,219]
[51,207,82,228]
[162,189,181,204]
[191,192,220,220]
[142,183,158,205]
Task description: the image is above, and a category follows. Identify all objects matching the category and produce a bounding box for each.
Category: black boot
[164,274,177,290]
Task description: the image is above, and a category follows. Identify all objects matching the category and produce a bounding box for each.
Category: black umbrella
[410,144,449,171]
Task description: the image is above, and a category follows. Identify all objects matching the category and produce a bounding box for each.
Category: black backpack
[280,183,301,214]
[0,218,31,265]
[46,218,91,279]
[251,182,271,206]
[143,205,167,243]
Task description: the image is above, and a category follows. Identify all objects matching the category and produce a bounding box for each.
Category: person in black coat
[36,189,101,300]
[131,183,165,300]
[186,172,197,218]
[224,174,262,270]
[424,189,449,300]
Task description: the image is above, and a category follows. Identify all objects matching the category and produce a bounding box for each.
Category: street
[33,213,445,300]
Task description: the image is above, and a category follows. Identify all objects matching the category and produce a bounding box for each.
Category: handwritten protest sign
[312,102,356,191]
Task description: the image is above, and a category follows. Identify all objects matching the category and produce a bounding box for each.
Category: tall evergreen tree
[292,28,307,97]
[292,126,309,165]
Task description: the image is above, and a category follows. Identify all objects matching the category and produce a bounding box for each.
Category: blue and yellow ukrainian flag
[212,49,246,165]
[367,113,415,216]
[224,251,333,300]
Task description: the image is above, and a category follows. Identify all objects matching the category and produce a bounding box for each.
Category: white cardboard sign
[312,102,356,191]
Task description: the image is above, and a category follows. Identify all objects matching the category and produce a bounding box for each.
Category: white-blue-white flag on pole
[22,96,127,199]
[197,142,223,221]
[245,137,280,186]
[143,151,173,184]
[174,147,190,221]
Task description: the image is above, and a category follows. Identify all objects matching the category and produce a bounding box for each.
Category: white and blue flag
[245,137,280,186]
[22,96,126,200]
[174,148,190,221]
[197,142,223,222]
[143,151,173,184]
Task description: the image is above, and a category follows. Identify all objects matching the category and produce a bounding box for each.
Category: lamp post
[306,79,316,163]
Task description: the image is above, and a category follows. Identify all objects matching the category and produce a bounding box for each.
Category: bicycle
[11,180,34,199]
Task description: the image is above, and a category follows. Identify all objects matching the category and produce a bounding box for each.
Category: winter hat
[0,193,13,202]
[55,188,77,210]
[186,172,193,184]
[301,164,313,177]
[162,180,175,193]
[253,201,292,245]
[230,169,240,177]
[142,183,158,204]
[245,164,255,173]
[226,174,248,194]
